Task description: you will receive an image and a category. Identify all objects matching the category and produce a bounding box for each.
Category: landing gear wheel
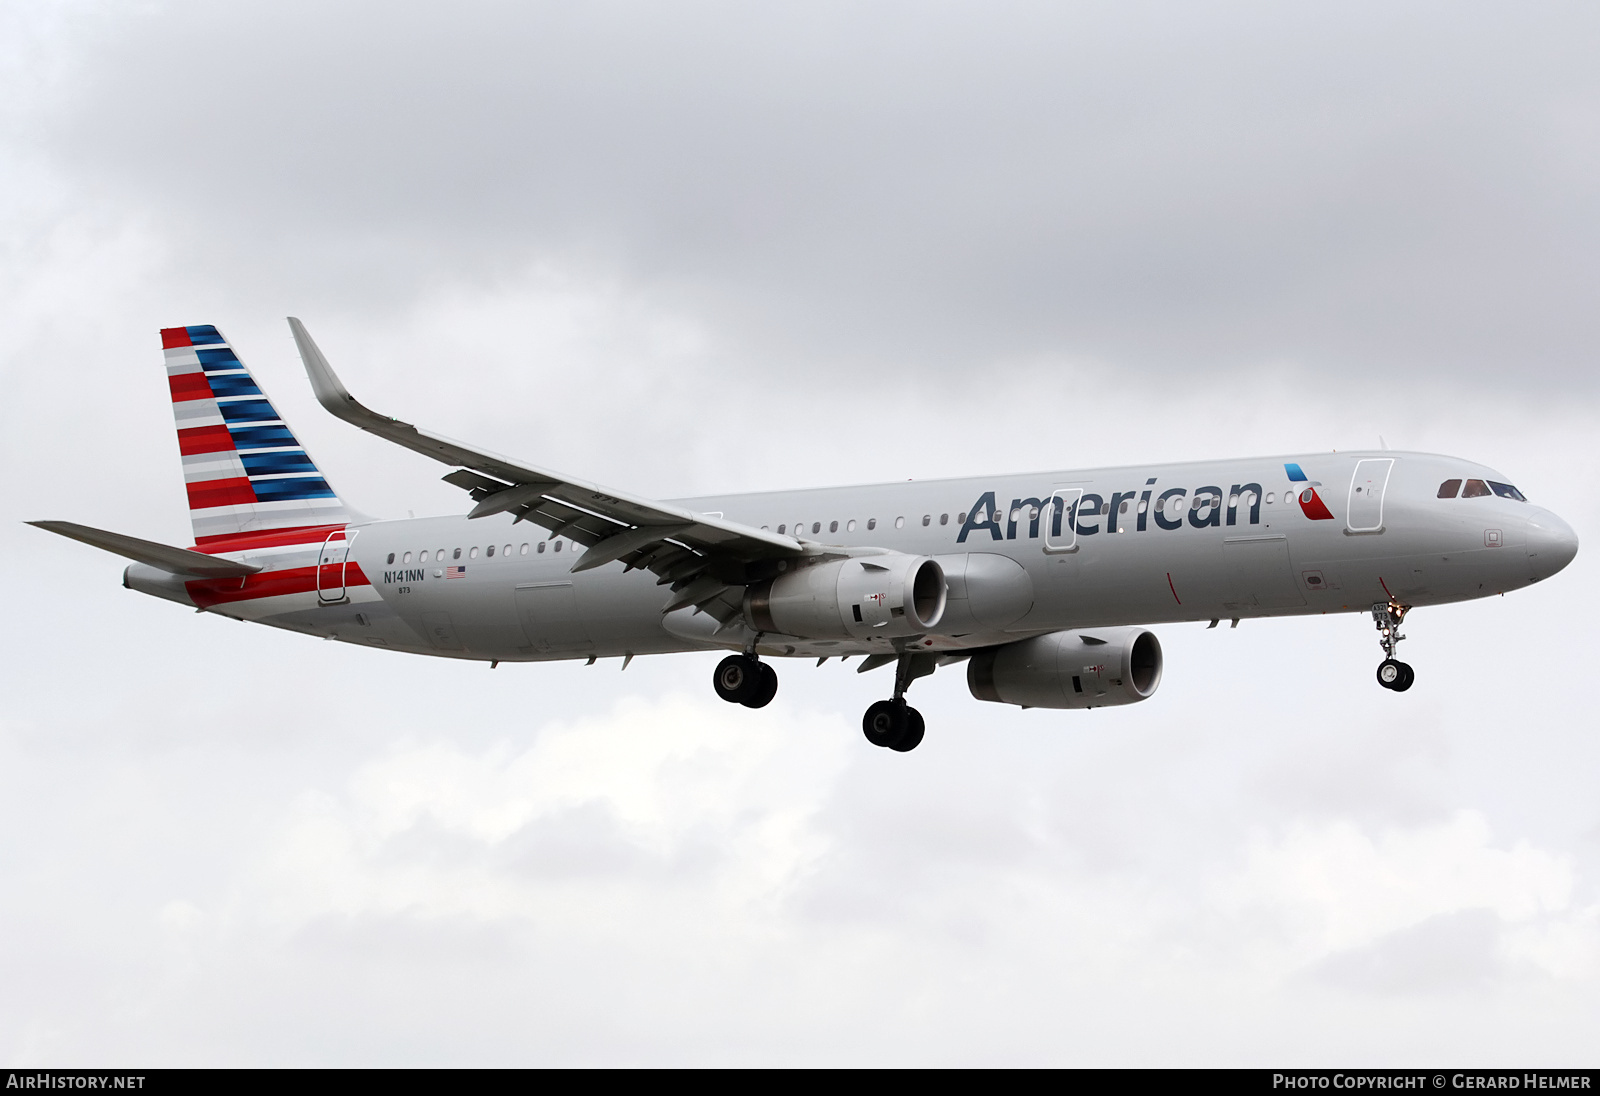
[714,655,762,704]
[888,706,925,752]
[1371,601,1417,693]
[742,662,779,709]
[863,699,909,748]
[1377,658,1404,690]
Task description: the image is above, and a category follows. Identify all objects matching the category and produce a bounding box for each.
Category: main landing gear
[713,653,778,709]
[1372,600,1415,693]
[862,652,936,752]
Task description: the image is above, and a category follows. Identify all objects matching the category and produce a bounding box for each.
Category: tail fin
[161,324,359,546]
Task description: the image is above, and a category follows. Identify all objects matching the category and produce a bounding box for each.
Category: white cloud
[247,693,851,926]
[1224,811,1575,957]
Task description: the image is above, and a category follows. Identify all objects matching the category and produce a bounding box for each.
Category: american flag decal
[446,566,466,579]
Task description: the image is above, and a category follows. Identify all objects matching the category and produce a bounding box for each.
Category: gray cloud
[15,1,1600,384]
[4,0,1599,1065]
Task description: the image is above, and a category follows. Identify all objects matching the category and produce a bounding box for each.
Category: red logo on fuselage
[1296,485,1335,521]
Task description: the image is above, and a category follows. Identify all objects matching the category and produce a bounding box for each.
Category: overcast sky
[2,0,1598,1065]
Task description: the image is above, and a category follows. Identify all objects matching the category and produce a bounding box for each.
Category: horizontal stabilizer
[27,521,261,578]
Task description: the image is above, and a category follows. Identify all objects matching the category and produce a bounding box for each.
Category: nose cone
[1526,509,1579,580]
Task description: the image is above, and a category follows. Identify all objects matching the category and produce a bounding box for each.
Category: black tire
[1376,659,1404,690]
[714,655,762,704]
[1392,662,1415,692]
[888,707,925,752]
[742,662,779,709]
[862,699,908,748]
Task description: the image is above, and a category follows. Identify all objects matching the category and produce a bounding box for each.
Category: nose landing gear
[713,653,778,708]
[1372,600,1415,692]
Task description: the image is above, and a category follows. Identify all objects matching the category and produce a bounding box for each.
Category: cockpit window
[1462,479,1491,498]
[1437,479,1462,498]
[1488,480,1527,502]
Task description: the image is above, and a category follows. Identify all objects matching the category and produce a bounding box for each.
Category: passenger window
[452,548,462,560]
[1488,481,1527,501]
[554,540,563,552]
[537,541,546,553]
[868,518,877,530]
[1265,493,1274,504]
[403,551,412,564]
[486,545,495,557]
[847,519,857,532]
[829,520,838,533]
[777,524,786,534]
[940,513,949,525]
[1437,479,1462,499]
[386,553,395,564]
[812,522,821,534]
[1462,479,1491,498]
[1118,501,1128,515]
[470,547,479,559]
[436,549,445,561]
[520,543,528,555]
[895,516,905,529]
[922,515,931,526]
[504,544,512,556]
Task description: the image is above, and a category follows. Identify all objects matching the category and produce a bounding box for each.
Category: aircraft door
[1347,459,1394,533]
[317,528,356,604]
[1043,487,1083,554]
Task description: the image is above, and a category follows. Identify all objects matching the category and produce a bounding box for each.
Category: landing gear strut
[1371,600,1415,692]
[713,653,778,708]
[862,652,936,752]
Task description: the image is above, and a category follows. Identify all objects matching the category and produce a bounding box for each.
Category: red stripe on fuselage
[192,524,347,552]
[161,327,193,349]
[177,424,235,455]
[186,477,257,509]
[168,373,214,402]
[185,563,371,608]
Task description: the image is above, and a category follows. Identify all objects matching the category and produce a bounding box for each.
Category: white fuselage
[125,450,1577,666]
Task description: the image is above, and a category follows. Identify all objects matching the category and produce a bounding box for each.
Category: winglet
[288,317,373,427]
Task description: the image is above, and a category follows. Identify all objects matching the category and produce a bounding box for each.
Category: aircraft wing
[289,318,805,618]
[27,520,262,578]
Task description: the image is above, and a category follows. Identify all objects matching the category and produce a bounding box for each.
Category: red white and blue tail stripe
[162,324,357,545]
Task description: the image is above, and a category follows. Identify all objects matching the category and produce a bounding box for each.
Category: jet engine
[967,627,1162,709]
[744,554,946,640]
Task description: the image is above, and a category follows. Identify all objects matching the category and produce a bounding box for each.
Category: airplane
[30,320,1579,752]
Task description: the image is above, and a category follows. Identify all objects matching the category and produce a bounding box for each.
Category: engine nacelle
[745,554,946,641]
[967,627,1162,709]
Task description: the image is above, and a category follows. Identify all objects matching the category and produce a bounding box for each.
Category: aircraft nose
[1526,509,1579,580]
